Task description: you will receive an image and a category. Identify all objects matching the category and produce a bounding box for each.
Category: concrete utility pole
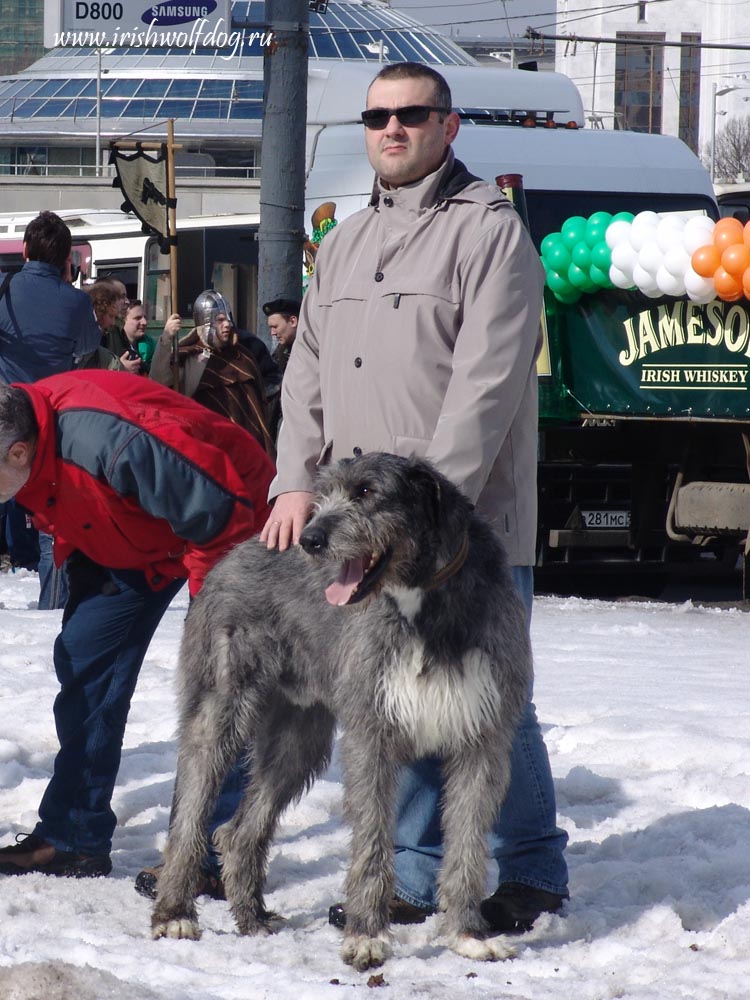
[256,0,309,345]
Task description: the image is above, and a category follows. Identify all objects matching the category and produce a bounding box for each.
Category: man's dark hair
[262,298,301,320]
[370,63,453,113]
[0,385,38,458]
[22,211,73,272]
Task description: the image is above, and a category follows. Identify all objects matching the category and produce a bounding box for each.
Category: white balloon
[638,242,664,275]
[609,265,634,289]
[656,265,686,297]
[660,212,687,230]
[633,262,661,295]
[663,245,691,278]
[683,267,716,304]
[632,210,661,230]
[656,217,686,253]
[605,220,632,249]
[682,216,716,255]
[611,241,637,275]
[630,221,659,252]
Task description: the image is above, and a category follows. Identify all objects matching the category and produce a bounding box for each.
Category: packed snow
[0,567,747,999]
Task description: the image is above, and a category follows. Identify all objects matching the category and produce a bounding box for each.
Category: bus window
[145,238,171,324]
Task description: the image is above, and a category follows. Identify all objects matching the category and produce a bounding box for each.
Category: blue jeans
[37,531,69,611]
[34,567,184,855]
[393,566,569,907]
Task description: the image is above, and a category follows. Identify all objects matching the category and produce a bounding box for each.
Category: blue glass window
[136,79,170,97]
[168,79,201,97]
[12,99,45,117]
[200,80,233,98]
[12,80,45,98]
[33,80,66,97]
[106,79,141,97]
[55,79,90,97]
[193,99,229,118]
[32,99,73,117]
[229,101,262,119]
[157,99,195,118]
[72,99,97,117]
[233,79,262,99]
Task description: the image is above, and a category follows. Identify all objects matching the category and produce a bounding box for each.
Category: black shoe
[134,863,226,901]
[480,882,566,934]
[0,833,111,878]
[328,895,436,929]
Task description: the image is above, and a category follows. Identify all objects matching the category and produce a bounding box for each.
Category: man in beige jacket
[261,61,568,933]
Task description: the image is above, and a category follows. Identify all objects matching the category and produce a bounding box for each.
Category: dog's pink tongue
[325,558,365,606]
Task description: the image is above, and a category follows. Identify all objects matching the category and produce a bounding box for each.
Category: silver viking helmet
[192,289,233,348]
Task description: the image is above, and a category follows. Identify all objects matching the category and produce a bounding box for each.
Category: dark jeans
[33,565,184,855]
[3,499,39,571]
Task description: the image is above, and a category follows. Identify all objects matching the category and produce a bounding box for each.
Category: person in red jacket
[0,370,274,878]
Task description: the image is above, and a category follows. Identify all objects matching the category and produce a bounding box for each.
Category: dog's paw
[447,932,516,962]
[340,931,392,971]
[152,918,202,941]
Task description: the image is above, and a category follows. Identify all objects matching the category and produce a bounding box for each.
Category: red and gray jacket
[15,370,275,596]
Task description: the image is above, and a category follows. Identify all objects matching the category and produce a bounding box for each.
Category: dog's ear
[407,461,444,529]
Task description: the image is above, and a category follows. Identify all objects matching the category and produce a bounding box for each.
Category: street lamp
[711,79,749,184]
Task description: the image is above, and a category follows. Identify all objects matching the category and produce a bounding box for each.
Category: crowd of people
[0,61,570,941]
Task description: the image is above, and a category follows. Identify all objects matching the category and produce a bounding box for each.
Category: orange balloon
[691,243,722,277]
[713,265,744,300]
[713,217,745,252]
[742,265,750,298]
[721,242,750,276]
[743,220,750,248]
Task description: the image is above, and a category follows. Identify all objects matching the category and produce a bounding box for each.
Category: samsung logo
[144,1,216,25]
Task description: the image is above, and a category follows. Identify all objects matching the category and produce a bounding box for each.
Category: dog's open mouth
[324,549,391,606]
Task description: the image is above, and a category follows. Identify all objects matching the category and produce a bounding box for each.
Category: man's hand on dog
[260,491,314,550]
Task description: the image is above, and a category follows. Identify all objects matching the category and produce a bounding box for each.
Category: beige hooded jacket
[270,150,544,565]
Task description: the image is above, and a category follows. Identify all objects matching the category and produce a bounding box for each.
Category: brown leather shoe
[0,833,111,877]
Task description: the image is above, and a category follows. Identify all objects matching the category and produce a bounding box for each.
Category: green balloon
[585,212,612,249]
[590,240,612,271]
[547,241,572,273]
[561,216,587,249]
[590,264,613,288]
[572,242,592,269]
[612,211,635,224]
[554,287,583,304]
[541,233,559,258]
[568,261,590,288]
[546,268,572,295]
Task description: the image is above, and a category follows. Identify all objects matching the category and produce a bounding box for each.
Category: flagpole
[166,119,180,392]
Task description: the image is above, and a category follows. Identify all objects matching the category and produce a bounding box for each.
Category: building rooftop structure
[0,0,477,175]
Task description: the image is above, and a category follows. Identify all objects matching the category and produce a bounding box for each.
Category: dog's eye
[353,484,371,500]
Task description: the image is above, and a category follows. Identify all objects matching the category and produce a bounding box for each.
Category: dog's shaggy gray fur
[151,453,531,968]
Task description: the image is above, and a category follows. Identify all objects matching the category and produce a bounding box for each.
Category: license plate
[581,509,630,528]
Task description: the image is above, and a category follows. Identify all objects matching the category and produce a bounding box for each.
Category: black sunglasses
[361,105,447,129]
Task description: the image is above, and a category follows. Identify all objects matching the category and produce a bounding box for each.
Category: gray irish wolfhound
[151,453,531,969]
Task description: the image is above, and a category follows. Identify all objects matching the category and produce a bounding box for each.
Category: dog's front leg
[438,740,516,962]
[339,732,397,971]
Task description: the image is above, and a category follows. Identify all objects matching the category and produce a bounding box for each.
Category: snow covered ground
[0,568,748,1000]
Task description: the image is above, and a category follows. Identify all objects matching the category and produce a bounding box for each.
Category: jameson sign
[544,291,750,420]
[43,0,254,50]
